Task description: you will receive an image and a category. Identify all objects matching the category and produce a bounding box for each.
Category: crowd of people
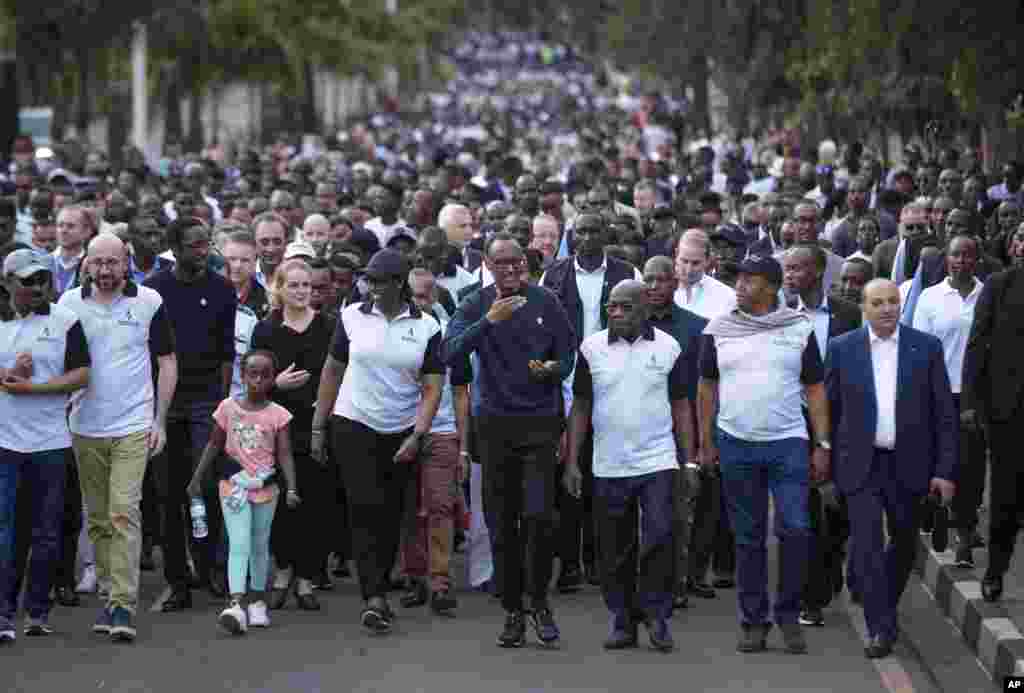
[0,39,1022,661]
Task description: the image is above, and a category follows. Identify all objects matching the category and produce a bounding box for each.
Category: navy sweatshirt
[441,283,576,418]
[144,269,236,404]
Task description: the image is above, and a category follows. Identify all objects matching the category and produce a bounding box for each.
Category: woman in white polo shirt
[312,249,444,634]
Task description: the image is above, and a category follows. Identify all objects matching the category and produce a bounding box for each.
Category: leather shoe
[55,586,80,607]
[295,592,321,611]
[672,590,690,610]
[644,618,674,652]
[864,634,894,659]
[268,581,293,610]
[982,574,1004,603]
[556,565,583,593]
[400,580,429,608]
[161,588,192,612]
[687,578,716,599]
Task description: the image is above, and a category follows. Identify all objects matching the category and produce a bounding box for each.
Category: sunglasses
[903,224,928,233]
[15,272,49,287]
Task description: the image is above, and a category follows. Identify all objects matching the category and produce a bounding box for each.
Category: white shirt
[578,327,683,478]
[60,284,171,437]
[673,274,736,319]
[869,324,899,449]
[364,218,405,248]
[797,293,830,360]
[229,305,259,397]
[913,277,982,393]
[574,256,608,340]
[437,265,476,303]
[163,195,223,223]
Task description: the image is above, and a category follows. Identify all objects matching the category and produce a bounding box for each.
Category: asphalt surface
[4,549,940,693]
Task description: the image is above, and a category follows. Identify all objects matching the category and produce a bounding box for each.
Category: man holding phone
[442,232,576,650]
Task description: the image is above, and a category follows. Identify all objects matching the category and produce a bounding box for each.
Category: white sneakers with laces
[247,601,270,628]
[219,601,248,635]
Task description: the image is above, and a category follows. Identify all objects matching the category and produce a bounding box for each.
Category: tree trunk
[164,64,183,147]
[74,46,91,138]
[301,59,318,133]
[690,52,711,138]
[185,77,204,153]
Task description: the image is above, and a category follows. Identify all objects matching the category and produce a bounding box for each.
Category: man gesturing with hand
[442,232,576,650]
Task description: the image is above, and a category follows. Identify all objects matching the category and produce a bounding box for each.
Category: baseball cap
[283,240,316,260]
[364,248,410,280]
[3,249,51,279]
[736,254,783,286]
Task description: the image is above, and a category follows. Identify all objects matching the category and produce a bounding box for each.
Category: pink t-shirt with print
[213,397,292,503]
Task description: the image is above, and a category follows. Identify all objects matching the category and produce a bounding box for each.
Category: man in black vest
[541,213,640,591]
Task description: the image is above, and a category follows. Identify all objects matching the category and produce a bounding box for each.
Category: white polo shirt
[575,326,686,478]
[700,315,823,442]
[331,300,444,433]
[230,305,260,397]
[0,303,90,452]
[913,276,983,394]
[59,282,174,437]
[674,274,736,319]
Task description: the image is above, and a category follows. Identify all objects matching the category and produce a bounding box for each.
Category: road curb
[914,533,1024,683]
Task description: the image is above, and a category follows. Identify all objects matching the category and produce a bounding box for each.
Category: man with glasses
[0,250,91,641]
[144,218,236,612]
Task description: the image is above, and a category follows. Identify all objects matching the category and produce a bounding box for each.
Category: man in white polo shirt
[59,234,177,642]
[564,280,694,653]
[0,249,91,642]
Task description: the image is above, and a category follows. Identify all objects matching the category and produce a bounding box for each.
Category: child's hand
[285,489,301,508]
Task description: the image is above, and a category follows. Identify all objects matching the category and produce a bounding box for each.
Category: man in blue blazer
[825,278,958,659]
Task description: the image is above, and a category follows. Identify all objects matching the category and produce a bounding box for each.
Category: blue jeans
[0,448,68,620]
[718,430,810,627]
[220,495,278,596]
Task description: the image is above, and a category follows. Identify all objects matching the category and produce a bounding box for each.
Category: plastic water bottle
[190,497,208,539]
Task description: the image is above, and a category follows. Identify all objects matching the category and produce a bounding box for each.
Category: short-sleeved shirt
[213,397,292,503]
[60,282,175,437]
[700,317,823,442]
[331,301,444,433]
[0,304,91,453]
[574,325,686,478]
[431,317,473,435]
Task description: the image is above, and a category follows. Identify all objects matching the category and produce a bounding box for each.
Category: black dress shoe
[585,563,601,586]
[161,588,192,612]
[207,570,227,599]
[269,581,293,610]
[296,592,321,611]
[400,580,429,608]
[332,562,352,578]
[712,576,736,589]
[672,591,690,610]
[55,586,80,607]
[603,624,638,650]
[556,565,583,593]
[982,574,1004,603]
[687,579,716,599]
[865,634,894,659]
[431,589,458,615]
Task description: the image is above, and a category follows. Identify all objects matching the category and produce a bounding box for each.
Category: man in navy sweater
[442,233,576,650]
[144,218,236,611]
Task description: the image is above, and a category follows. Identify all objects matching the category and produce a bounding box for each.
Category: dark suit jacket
[826,295,862,341]
[827,219,858,259]
[962,267,1024,423]
[540,256,636,341]
[872,237,899,279]
[826,325,958,496]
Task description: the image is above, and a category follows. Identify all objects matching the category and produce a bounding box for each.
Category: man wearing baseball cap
[0,249,91,641]
[696,254,830,655]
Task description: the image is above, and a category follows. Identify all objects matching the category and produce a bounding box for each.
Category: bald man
[58,233,178,641]
[565,279,692,652]
[826,279,957,658]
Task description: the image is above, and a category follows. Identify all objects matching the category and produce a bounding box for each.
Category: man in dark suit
[826,279,958,658]
[782,244,861,626]
[540,213,639,591]
[962,265,1024,602]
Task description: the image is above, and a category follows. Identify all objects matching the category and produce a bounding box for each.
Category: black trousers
[332,416,411,601]
[556,426,596,569]
[477,414,559,613]
[987,419,1024,576]
[802,488,850,610]
[15,449,82,592]
[688,467,720,582]
[141,458,160,550]
[951,395,987,531]
[160,400,224,590]
[270,453,330,580]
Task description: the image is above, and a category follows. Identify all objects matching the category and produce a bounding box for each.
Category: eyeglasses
[903,224,927,233]
[14,272,49,287]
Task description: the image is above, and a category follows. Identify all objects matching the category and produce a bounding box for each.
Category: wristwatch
[817,440,832,451]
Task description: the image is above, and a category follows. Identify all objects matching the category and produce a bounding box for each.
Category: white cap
[283,240,316,260]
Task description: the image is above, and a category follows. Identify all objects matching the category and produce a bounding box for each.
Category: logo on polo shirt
[37,325,58,342]
[646,353,660,370]
[401,326,418,343]
[118,308,140,326]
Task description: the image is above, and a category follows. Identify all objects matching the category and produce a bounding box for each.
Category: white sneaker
[247,601,270,628]
[76,565,97,594]
[219,602,247,635]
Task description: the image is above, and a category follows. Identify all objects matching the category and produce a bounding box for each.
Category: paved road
[6,550,938,693]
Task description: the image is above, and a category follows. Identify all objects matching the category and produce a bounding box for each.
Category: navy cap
[364,248,410,280]
[737,254,783,285]
[711,223,748,248]
[650,204,675,220]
